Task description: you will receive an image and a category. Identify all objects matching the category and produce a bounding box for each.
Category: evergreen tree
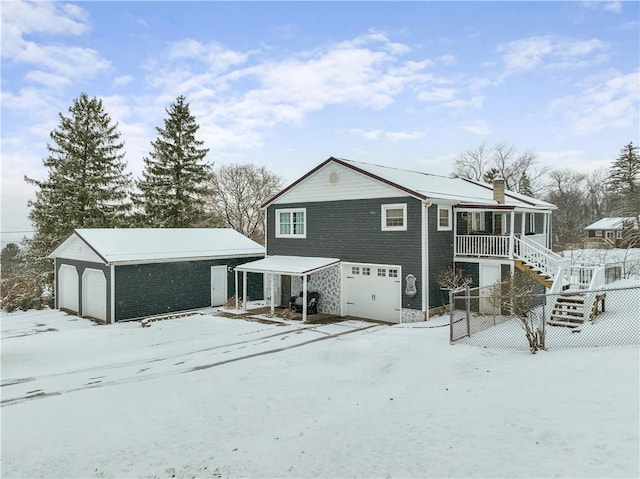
[608,142,640,223]
[24,93,132,275]
[134,95,211,227]
[518,171,534,196]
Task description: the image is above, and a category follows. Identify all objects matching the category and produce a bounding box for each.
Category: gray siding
[55,258,112,321]
[114,257,263,321]
[267,197,423,309]
[428,205,455,309]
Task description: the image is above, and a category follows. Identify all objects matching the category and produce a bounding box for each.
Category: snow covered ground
[2,304,638,479]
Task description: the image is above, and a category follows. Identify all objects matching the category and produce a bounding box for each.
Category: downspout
[422,200,432,319]
[110,264,115,323]
[509,211,516,274]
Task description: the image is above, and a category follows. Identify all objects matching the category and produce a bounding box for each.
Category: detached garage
[49,228,265,323]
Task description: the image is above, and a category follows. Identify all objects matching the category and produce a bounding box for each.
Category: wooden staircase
[547,292,606,328]
[514,260,554,288]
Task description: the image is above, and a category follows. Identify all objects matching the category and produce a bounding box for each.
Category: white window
[470,212,485,232]
[595,231,603,237]
[377,268,386,277]
[388,268,399,278]
[605,231,614,239]
[438,205,452,231]
[276,208,306,238]
[352,266,360,275]
[528,213,536,234]
[382,204,407,231]
[362,267,371,276]
[616,231,623,239]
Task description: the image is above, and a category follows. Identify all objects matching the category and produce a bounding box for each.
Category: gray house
[49,228,264,323]
[237,157,557,323]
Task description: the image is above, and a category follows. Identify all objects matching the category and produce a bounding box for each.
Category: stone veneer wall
[291,265,341,315]
[401,308,426,323]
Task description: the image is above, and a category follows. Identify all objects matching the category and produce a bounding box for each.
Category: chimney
[493,178,505,204]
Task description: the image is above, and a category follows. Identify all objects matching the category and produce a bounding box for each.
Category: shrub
[0,272,53,313]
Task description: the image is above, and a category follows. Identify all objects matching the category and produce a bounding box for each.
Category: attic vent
[328,171,340,185]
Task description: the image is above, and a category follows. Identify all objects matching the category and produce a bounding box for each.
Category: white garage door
[343,263,401,323]
[82,268,107,321]
[58,264,79,313]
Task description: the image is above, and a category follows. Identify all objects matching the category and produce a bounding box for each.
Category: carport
[235,256,340,321]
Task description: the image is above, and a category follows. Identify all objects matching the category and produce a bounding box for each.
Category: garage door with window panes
[344,263,401,323]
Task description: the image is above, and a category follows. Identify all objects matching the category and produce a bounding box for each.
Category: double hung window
[276,208,306,238]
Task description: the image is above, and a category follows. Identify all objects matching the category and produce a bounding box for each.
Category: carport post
[270,273,275,315]
[242,270,248,311]
[302,274,308,322]
[234,269,239,310]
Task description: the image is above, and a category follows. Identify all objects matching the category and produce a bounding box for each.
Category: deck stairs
[512,237,569,291]
[546,292,606,328]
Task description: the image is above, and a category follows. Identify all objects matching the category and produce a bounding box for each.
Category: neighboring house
[237,157,558,323]
[49,228,264,323]
[584,217,639,248]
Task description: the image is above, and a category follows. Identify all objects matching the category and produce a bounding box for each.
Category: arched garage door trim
[82,268,107,322]
[58,264,79,313]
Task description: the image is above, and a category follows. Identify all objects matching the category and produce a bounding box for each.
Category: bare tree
[454,142,545,195]
[584,168,611,221]
[206,163,284,244]
[545,169,589,249]
[489,272,545,354]
[453,142,491,181]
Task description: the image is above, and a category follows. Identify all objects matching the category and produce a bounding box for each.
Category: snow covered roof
[265,157,555,210]
[235,255,340,276]
[50,228,265,264]
[338,159,555,208]
[585,217,638,231]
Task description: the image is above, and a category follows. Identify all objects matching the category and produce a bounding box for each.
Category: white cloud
[353,128,425,142]
[1,0,109,81]
[550,70,640,135]
[461,121,493,136]
[113,76,134,88]
[497,35,608,74]
[144,32,434,152]
[602,1,622,13]
[418,87,458,102]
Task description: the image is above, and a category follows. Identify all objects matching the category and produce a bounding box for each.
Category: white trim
[381,203,407,231]
[110,264,115,324]
[422,201,430,316]
[210,265,228,306]
[275,208,307,238]
[437,205,452,231]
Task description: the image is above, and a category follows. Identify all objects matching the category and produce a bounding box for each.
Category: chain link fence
[449,284,639,350]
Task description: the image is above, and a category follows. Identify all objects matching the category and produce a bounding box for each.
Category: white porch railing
[455,235,511,258]
[456,235,607,293]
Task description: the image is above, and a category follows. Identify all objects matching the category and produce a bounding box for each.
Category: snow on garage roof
[235,255,340,276]
[585,217,636,231]
[50,228,265,264]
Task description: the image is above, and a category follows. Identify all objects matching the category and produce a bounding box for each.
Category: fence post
[449,289,453,343]
[465,286,471,338]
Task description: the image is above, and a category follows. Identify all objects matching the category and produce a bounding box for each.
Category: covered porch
[454,205,551,259]
[234,255,341,322]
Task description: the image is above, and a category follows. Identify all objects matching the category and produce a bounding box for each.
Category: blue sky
[1,1,639,246]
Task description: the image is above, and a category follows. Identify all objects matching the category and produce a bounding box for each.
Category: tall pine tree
[24,93,132,275]
[608,142,640,220]
[134,96,211,227]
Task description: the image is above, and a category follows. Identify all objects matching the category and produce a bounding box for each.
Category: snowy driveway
[1,308,638,479]
[1,310,383,406]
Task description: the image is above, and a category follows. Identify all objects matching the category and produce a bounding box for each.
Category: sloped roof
[235,255,340,276]
[265,157,555,210]
[50,228,265,264]
[585,217,637,231]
